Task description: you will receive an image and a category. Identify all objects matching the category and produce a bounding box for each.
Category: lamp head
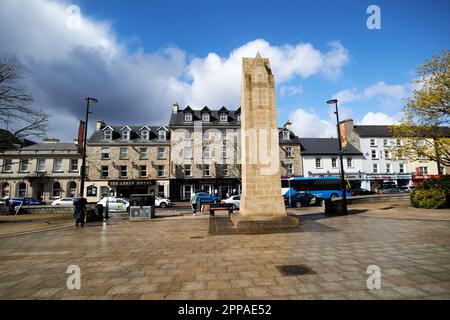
[327,99,338,104]
[85,97,98,104]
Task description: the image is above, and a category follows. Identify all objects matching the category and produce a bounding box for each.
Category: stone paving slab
[0,206,450,300]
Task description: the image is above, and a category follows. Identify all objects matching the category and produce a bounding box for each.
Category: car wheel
[160,202,167,208]
[295,201,302,208]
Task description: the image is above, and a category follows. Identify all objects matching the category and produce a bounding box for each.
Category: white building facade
[343,120,412,191]
[299,138,365,186]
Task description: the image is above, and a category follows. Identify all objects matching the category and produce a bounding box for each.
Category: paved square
[1,207,450,300]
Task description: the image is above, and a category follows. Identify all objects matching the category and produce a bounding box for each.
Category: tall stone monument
[232,53,298,229]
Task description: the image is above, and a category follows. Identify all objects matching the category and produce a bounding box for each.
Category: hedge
[410,189,447,209]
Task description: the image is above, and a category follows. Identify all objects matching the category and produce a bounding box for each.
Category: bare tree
[0,54,48,140]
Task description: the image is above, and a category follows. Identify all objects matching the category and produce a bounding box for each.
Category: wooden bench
[203,203,234,216]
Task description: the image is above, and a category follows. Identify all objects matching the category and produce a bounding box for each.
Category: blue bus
[281,177,352,200]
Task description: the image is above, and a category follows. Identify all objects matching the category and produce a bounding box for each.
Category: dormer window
[121,130,130,140]
[184,113,192,122]
[104,129,112,141]
[140,129,149,141]
[236,114,241,122]
[202,113,210,122]
[220,113,228,122]
[158,130,167,140]
[282,131,290,140]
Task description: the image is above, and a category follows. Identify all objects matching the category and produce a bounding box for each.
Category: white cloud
[186,39,349,107]
[360,112,399,125]
[280,85,303,97]
[289,108,336,138]
[334,88,361,104]
[0,0,350,141]
[332,81,409,108]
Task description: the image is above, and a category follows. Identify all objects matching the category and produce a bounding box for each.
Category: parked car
[155,196,172,208]
[9,197,42,207]
[350,188,376,196]
[194,192,220,205]
[284,192,319,208]
[97,197,130,212]
[399,186,414,193]
[379,188,403,194]
[222,195,240,209]
[51,197,77,206]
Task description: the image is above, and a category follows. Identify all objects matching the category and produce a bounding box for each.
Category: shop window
[87,185,97,197]
[68,182,77,197]
[100,187,109,198]
[17,182,27,197]
[1,183,10,198]
[52,182,61,198]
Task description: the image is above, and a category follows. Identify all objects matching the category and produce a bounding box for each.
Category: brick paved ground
[0,204,449,300]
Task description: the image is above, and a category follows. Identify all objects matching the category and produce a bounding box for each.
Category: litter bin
[129,194,155,219]
[323,198,345,215]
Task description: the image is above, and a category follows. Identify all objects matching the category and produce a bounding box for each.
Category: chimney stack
[96,119,106,130]
[172,102,179,114]
[284,120,293,132]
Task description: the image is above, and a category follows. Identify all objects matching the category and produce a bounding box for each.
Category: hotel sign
[108,180,155,187]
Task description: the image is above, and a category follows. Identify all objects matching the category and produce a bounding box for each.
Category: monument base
[231,212,300,232]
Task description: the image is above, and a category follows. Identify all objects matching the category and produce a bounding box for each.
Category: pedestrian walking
[190,192,199,216]
[73,196,87,228]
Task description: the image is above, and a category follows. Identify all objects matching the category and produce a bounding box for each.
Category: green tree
[391,49,450,168]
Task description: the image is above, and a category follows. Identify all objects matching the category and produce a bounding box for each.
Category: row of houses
[1,104,448,203]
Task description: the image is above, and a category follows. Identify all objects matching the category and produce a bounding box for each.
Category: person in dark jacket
[73,196,87,228]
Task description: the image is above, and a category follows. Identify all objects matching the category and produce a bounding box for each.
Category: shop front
[361,174,412,191]
[169,178,241,201]
[109,180,156,199]
[411,174,441,186]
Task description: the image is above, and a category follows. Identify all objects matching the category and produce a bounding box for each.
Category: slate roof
[169,106,241,127]
[278,127,301,144]
[353,125,450,138]
[299,138,362,155]
[20,143,79,151]
[87,125,170,145]
[0,129,35,150]
[353,125,394,137]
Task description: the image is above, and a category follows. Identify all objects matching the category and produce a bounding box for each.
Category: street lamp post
[80,97,97,198]
[327,99,348,215]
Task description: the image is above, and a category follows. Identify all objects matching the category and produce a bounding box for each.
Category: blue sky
[1,0,449,140]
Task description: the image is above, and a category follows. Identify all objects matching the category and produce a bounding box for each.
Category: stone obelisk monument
[232,53,298,228]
